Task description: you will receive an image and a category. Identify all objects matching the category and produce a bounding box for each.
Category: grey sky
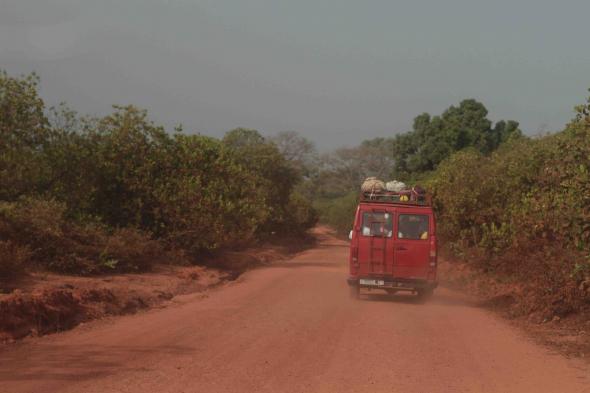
[1,0,589,148]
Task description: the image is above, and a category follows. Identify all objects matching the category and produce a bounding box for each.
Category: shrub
[222,128,304,235]
[0,198,164,274]
[0,241,30,281]
[0,72,51,201]
[0,71,318,279]
[428,95,590,314]
[100,228,166,272]
[153,134,271,253]
[314,191,359,236]
[284,192,319,234]
[0,198,73,267]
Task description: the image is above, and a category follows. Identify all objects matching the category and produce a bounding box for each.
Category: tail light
[429,237,437,267]
[350,244,359,277]
[428,236,437,281]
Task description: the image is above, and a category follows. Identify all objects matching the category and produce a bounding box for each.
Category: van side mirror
[349,230,353,240]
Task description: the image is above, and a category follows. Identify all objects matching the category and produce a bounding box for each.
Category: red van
[347,189,437,300]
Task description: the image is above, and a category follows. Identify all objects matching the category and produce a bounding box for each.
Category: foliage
[0,198,164,274]
[0,72,51,201]
[314,138,395,199]
[307,92,590,314]
[285,192,319,233]
[430,103,590,256]
[312,100,519,231]
[101,228,166,272]
[428,94,590,313]
[0,71,317,278]
[0,240,30,281]
[153,134,271,252]
[314,192,359,236]
[393,99,522,178]
[222,128,303,234]
[271,131,319,178]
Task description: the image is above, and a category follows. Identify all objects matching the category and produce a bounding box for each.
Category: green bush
[428,95,590,313]
[0,71,51,201]
[153,134,271,253]
[222,128,303,235]
[0,71,317,278]
[314,191,359,236]
[285,192,319,234]
[101,228,166,272]
[0,198,165,274]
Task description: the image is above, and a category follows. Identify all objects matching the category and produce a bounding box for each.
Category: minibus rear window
[361,212,393,237]
[398,214,429,240]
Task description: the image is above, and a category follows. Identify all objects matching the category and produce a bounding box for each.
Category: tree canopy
[392,99,522,178]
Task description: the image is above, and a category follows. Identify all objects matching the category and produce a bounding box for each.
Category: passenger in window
[419,220,429,239]
[362,212,392,237]
[398,215,428,240]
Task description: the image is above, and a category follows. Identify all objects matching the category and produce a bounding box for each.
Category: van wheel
[349,285,360,299]
[417,289,434,302]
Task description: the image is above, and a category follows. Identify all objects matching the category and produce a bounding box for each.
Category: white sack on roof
[385,180,407,192]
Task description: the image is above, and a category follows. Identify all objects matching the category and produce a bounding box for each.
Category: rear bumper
[347,276,438,291]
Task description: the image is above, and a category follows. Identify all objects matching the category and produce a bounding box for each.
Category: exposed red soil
[0,238,311,343]
[439,258,590,360]
[0,265,223,342]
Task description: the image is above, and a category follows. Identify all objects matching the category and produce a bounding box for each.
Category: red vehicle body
[347,191,438,299]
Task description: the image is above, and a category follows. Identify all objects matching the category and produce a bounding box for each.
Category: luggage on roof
[359,179,430,206]
[385,180,406,192]
[361,177,385,193]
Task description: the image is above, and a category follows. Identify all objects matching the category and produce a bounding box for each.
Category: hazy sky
[1,0,589,148]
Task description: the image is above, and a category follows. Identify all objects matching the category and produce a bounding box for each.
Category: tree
[271,131,318,178]
[222,128,302,233]
[50,105,174,228]
[0,71,48,150]
[0,71,50,200]
[392,99,522,178]
[315,137,395,198]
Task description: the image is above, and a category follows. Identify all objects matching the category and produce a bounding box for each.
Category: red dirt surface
[0,265,225,342]
[1,228,589,393]
[0,240,301,342]
[438,259,590,360]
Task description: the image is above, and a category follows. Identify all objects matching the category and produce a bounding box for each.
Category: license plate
[360,279,385,286]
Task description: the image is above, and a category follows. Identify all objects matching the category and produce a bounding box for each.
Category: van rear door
[393,211,431,279]
[356,208,394,276]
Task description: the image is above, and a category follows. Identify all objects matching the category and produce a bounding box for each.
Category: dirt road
[1,230,589,393]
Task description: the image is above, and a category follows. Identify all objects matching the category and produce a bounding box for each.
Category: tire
[349,284,360,299]
[417,288,434,302]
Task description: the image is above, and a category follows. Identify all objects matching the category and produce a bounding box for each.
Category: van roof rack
[360,189,431,206]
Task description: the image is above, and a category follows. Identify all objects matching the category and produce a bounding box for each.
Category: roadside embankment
[0,235,314,343]
[439,258,590,359]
